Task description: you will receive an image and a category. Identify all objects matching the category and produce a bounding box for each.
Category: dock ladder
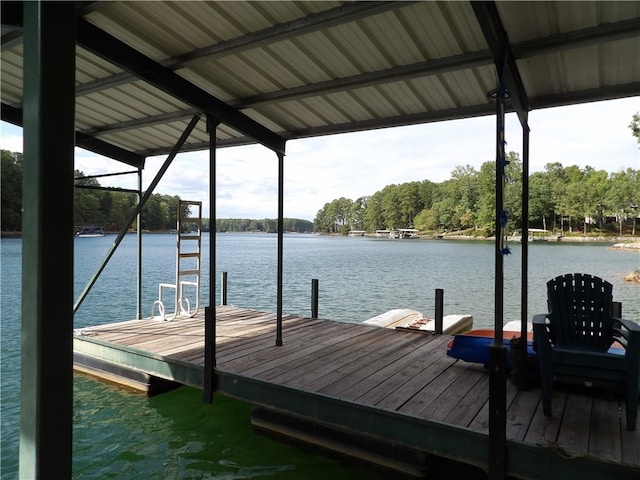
[152,200,202,321]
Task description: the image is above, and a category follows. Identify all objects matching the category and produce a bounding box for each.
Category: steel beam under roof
[0,102,146,168]
[472,1,529,129]
[75,17,286,156]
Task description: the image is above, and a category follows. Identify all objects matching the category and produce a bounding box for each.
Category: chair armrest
[532,313,551,354]
[615,317,640,332]
[612,317,640,361]
[533,313,548,325]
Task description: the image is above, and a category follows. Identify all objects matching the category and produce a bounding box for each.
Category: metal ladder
[152,200,202,321]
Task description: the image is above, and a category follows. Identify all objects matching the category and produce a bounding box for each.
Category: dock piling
[435,288,444,334]
[221,271,227,306]
[311,279,319,319]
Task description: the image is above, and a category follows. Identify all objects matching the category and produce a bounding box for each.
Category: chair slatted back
[546,273,614,352]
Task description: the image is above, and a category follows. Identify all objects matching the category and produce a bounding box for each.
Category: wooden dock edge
[73,352,180,395]
[73,334,199,393]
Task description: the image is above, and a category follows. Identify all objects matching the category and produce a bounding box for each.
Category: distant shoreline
[2,230,639,249]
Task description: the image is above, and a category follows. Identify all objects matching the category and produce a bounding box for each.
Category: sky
[1,96,638,222]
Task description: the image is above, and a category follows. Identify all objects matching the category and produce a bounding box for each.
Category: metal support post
[276,151,285,346]
[20,3,75,477]
[311,279,319,318]
[489,74,507,480]
[434,288,444,334]
[221,272,228,306]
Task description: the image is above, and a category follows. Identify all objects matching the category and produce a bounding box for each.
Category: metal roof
[2,1,639,168]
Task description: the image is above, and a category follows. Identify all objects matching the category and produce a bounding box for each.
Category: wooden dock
[73,306,640,479]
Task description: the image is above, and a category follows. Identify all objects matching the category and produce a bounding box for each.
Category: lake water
[1,233,638,478]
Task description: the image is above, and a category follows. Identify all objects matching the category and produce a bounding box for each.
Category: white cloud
[2,97,638,221]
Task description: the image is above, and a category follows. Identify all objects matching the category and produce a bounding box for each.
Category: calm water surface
[1,233,638,478]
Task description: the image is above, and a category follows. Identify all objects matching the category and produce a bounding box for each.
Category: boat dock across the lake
[73,306,639,479]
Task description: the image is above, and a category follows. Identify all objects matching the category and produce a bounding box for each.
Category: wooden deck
[73,305,640,479]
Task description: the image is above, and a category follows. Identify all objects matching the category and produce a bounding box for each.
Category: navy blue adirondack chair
[533,273,640,431]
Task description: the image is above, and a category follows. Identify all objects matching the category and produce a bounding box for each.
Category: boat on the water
[75,226,105,237]
[363,308,473,335]
[388,228,419,239]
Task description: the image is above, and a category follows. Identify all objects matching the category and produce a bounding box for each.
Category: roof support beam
[1,103,146,168]
[75,18,286,155]
[472,1,529,130]
[74,1,417,96]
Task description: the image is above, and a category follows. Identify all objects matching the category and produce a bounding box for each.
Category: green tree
[475,161,496,232]
[606,168,640,235]
[380,185,402,229]
[364,191,384,232]
[74,171,105,226]
[449,164,479,230]
[528,172,554,230]
[1,150,23,231]
[629,112,640,144]
[582,167,609,231]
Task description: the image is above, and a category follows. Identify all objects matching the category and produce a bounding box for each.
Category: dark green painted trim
[20,3,76,478]
[73,337,204,388]
[215,369,639,479]
[215,369,489,469]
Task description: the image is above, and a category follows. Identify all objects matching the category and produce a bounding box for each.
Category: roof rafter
[74,1,418,96]
[0,102,146,168]
[79,15,639,140]
[75,17,286,155]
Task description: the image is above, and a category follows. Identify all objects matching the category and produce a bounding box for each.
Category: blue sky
[1,97,638,221]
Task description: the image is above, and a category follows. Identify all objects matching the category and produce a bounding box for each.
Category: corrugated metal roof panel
[2,1,638,163]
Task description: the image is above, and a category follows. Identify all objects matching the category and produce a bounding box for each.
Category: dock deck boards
[74,305,640,479]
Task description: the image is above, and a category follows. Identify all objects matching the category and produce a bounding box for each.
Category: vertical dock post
[311,279,319,319]
[203,306,216,403]
[221,271,228,306]
[434,288,444,334]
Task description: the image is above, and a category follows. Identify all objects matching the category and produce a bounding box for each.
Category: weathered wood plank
[442,364,490,427]
[261,327,395,384]
[523,390,566,446]
[355,335,452,408]
[220,321,350,375]
[72,305,640,477]
[556,393,592,457]
[466,372,520,435]
[289,329,409,391]
[318,334,431,397]
[621,425,640,466]
[413,363,487,422]
[588,396,622,463]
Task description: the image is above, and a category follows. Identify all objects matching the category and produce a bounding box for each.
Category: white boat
[363,308,473,335]
[76,226,105,237]
[388,228,419,239]
[348,230,366,237]
[508,228,559,242]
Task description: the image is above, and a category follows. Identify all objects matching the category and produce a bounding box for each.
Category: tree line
[1,149,311,234]
[216,218,313,233]
[316,113,640,236]
[1,150,190,232]
[313,153,639,237]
